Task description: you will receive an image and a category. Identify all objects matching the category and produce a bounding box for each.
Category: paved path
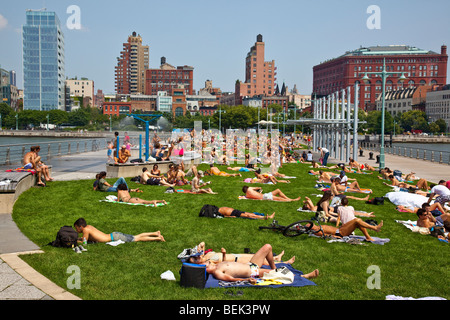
[340,149,449,184]
[0,150,106,300]
[1,146,449,300]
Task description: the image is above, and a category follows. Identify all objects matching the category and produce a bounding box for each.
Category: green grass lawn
[12,161,449,300]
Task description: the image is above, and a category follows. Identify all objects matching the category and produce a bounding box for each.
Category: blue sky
[1,0,449,95]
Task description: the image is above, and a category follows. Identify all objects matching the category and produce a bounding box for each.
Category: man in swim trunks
[242,186,301,202]
[205,243,319,283]
[416,208,450,230]
[23,146,45,186]
[115,145,131,164]
[218,207,275,220]
[73,217,165,243]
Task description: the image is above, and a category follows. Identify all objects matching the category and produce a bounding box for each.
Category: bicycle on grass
[259,219,330,239]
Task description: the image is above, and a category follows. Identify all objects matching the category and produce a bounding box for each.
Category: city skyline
[1,0,449,96]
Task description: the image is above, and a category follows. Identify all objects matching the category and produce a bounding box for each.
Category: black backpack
[49,226,78,248]
[366,197,384,205]
[199,205,221,218]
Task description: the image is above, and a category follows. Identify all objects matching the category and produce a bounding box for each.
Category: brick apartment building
[102,101,132,116]
[235,34,277,105]
[313,45,448,110]
[115,32,149,95]
[145,57,194,96]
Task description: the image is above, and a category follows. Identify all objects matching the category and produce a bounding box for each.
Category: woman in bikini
[302,191,338,223]
[117,183,167,206]
[187,242,295,266]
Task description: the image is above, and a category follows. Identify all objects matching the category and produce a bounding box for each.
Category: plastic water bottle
[83,237,87,245]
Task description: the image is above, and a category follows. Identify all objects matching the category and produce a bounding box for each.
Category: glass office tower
[23,10,65,110]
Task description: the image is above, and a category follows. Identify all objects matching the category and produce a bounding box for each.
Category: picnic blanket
[396,220,449,243]
[204,263,316,288]
[100,196,168,207]
[5,167,37,174]
[396,220,430,235]
[324,235,390,245]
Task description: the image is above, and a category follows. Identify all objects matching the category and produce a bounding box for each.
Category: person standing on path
[318,147,330,166]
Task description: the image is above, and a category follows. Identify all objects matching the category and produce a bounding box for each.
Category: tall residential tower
[115,32,149,95]
[235,34,277,105]
[22,9,65,110]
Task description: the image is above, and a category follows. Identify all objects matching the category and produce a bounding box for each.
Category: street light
[218,107,226,133]
[362,58,407,169]
[46,114,49,131]
[15,113,18,130]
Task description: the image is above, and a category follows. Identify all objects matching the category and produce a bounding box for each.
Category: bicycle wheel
[282,220,314,237]
[259,220,285,233]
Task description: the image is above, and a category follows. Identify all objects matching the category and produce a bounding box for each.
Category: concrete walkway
[1,146,449,300]
[0,149,107,300]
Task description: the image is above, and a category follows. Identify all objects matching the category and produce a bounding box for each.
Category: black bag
[130,158,143,163]
[366,197,384,205]
[429,226,445,238]
[179,263,207,289]
[365,219,378,226]
[199,204,221,218]
[130,175,141,182]
[49,226,78,248]
[393,170,402,178]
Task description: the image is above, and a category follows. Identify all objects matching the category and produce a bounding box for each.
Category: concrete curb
[0,251,81,300]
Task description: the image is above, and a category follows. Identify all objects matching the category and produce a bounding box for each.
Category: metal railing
[0,138,107,166]
[360,141,450,165]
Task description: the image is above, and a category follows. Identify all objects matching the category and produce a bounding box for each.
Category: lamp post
[46,114,49,131]
[15,113,18,130]
[109,115,112,132]
[362,58,407,169]
[218,107,226,133]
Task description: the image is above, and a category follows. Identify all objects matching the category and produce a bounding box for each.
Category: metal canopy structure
[128,113,163,161]
[286,84,365,163]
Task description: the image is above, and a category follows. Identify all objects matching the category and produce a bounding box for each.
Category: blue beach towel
[204,263,316,288]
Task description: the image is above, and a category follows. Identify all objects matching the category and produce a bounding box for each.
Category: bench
[0,171,39,214]
[106,160,175,178]
[106,152,202,178]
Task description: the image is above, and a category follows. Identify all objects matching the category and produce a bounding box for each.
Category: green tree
[68,108,90,127]
[429,122,440,134]
[434,119,447,133]
[365,110,394,134]
[399,110,429,132]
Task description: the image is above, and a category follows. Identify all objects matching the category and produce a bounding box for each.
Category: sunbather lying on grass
[185,241,294,266]
[117,183,167,206]
[218,207,275,220]
[242,186,301,202]
[309,218,383,242]
[73,217,165,243]
[205,243,319,283]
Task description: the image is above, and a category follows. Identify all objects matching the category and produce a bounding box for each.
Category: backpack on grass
[198,204,222,218]
[49,226,78,248]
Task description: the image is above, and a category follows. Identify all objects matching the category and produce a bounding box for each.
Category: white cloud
[0,14,8,30]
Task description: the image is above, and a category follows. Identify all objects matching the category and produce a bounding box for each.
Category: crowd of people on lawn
[28,130,450,285]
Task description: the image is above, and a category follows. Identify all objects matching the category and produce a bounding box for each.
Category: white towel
[106,239,125,246]
[160,270,176,281]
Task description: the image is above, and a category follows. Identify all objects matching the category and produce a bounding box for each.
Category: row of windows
[353,57,441,64]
